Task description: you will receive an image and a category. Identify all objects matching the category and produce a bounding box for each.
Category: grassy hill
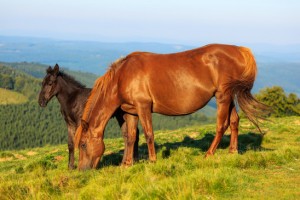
[0,117,299,199]
[0,88,28,104]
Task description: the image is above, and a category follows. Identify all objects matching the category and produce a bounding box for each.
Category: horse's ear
[53,64,59,75]
[81,119,89,132]
[46,66,52,74]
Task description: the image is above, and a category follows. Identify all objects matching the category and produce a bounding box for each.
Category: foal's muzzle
[38,98,48,107]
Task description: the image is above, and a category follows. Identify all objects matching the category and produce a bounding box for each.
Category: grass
[0,88,28,104]
[0,117,299,199]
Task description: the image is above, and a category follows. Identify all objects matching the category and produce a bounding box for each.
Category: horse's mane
[74,57,126,148]
[81,57,125,122]
[58,71,86,89]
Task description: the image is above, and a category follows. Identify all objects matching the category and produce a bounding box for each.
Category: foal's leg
[229,102,239,154]
[205,92,231,157]
[137,104,156,162]
[122,114,139,166]
[67,125,76,169]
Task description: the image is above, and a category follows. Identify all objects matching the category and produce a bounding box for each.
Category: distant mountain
[0,35,299,95]
[0,36,192,75]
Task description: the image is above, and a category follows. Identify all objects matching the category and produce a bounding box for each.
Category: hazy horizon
[1,0,299,46]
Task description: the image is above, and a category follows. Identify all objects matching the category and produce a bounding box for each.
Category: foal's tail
[226,47,270,133]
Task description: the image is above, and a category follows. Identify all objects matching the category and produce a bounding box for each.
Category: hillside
[0,117,299,199]
[0,88,28,104]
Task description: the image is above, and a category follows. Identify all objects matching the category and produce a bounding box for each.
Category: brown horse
[75,44,267,170]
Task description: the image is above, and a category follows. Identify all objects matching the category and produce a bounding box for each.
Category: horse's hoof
[204,152,214,158]
[121,161,133,168]
[68,165,76,170]
[229,149,238,154]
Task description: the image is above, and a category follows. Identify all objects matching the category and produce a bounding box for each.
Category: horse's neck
[86,80,120,138]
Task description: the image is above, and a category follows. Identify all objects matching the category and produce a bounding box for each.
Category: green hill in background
[0,62,98,88]
[0,88,28,104]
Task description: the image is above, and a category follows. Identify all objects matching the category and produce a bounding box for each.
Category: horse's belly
[152,90,213,115]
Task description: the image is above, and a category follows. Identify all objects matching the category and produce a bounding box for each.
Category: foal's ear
[81,119,89,132]
[53,64,60,75]
[46,66,52,74]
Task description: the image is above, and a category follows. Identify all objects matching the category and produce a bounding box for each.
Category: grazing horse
[75,44,267,170]
[38,64,139,169]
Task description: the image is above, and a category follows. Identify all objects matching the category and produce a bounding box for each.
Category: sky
[1,0,300,45]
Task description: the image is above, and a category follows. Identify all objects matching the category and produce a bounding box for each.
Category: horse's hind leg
[205,92,231,157]
[229,102,239,154]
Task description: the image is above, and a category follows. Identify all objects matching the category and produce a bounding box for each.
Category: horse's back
[117,44,254,115]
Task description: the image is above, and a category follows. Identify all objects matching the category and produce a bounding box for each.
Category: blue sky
[1,0,299,45]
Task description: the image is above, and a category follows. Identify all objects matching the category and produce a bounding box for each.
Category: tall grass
[0,117,299,199]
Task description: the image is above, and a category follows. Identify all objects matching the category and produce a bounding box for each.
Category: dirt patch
[13,154,27,160]
[188,132,199,139]
[294,120,300,125]
[26,151,38,156]
[0,157,13,162]
[55,155,64,161]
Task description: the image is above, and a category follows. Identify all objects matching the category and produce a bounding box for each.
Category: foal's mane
[58,71,86,89]
[81,57,125,122]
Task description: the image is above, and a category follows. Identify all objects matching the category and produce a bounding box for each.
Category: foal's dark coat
[38,64,139,169]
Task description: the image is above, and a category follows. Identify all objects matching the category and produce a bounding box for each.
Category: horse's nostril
[39,99,47,107]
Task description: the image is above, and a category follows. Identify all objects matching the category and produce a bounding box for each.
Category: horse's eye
[81,143,87,149]
[48,81,53,86]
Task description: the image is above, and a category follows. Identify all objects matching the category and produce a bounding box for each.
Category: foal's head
[38,64,61,107]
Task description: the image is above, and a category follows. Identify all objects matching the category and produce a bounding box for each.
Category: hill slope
[0,88,28,104]
[0,117,299,199]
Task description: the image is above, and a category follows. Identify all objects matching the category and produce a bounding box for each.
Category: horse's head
[38,64,60,107]
[75,119,105,170]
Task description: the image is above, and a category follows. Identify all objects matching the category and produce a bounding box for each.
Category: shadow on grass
[98,132,272,168]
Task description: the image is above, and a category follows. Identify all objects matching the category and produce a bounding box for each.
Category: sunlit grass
[0,88,28,104]
[0,117,299,199]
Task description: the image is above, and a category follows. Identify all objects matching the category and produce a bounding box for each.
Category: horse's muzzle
[38,98,48,107]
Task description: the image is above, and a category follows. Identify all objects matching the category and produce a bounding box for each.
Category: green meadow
[0,117,299,199]
[0,88,28,105]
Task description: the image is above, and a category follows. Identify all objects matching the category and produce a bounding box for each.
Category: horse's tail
[225,47,270,133]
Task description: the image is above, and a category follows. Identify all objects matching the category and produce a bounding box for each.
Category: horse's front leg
[115,108,140,163]
[121,114,139,166]
[67,125,76,169]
